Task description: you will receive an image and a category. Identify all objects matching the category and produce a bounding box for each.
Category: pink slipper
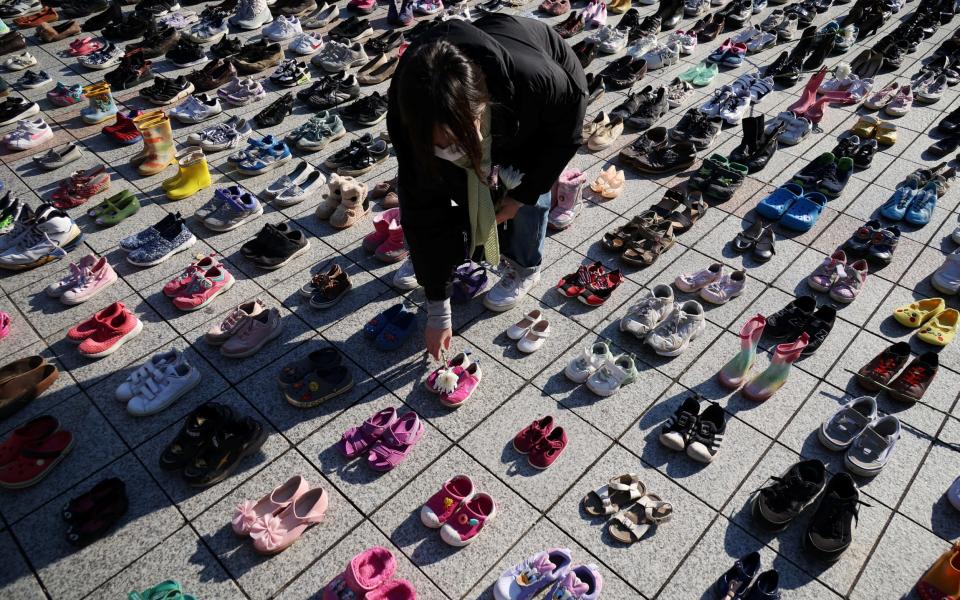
[323,546,398,600]
[368,579,417,600]
[0,311,9,340]
[440,492,496,547]
[420,474,474,528]
[69,37,103,56]
[440,363,482,408]
[340,406,398,459]
[367,412,424,471]
[232,475,309,535]
[250,486,328,554]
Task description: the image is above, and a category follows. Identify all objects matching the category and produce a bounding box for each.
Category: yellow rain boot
[166,150,211,200]
[130,110,166,167]
[138,115,177,176]
[163,146,204,191]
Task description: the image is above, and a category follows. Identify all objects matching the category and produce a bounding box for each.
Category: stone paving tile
[0,529,46,599]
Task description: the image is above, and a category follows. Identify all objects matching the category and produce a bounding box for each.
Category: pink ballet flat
[339,406,398,459]
[250,486,329,554]
[323,546,398,600]
[232,475,310,535]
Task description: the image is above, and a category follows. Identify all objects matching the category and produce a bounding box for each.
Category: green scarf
[453,110,499,266]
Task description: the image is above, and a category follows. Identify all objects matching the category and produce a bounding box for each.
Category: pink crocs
[440,492,497,547]
[420,474,475,528]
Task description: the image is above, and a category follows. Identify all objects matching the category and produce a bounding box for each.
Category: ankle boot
[166,150,211,200]
[729,115,759,163]
[375,219,408,263]
[162,146,202,190]
[138,115,176,176]
[80,83,117,124]
[719,314,766,388]
[801,96,831,125]
[657,0,685,29]
[742,332,809,401]
[746,117,784,172]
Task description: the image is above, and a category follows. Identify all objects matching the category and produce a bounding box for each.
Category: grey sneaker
[127,220,197,267]
[202,193,264,231]
[844,415,900,476]
[645,300,705,356]
[620,283,674,339]
[818,395,877,451]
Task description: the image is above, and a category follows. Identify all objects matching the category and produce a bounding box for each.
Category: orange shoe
[13,6,57,27]
[918,544,960,600]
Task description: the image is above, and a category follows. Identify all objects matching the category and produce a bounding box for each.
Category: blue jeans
[498,191,550,276]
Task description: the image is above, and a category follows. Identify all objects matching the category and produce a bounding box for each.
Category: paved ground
[0,0,958,597]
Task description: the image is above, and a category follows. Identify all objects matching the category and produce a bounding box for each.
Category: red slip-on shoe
[78,310,143,358]
[67,301,125,343]
[0,429,73,489]
[0,415,59,466]
[513,415,555,454]
[529,426,568,469]
[103,110,143,145]
[420,474,475,528]
[557,261,604,298]
[578,269,624,306]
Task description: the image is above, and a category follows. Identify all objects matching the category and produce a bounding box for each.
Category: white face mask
[433,128,483,163]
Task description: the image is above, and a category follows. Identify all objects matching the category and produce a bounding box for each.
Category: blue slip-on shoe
[755,183,803,220]
[375,309,417,351]
[904,182,938,226]
[879,181,917,221]
[364,303,404,339]
[780,191,827,232]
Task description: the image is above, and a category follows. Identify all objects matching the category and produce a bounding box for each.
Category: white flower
[499,165,524,190]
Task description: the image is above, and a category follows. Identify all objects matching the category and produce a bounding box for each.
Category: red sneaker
[557,261,604,298]
[0,429,73,489]
[172,265,235,311]
[103,110,143,145]
[78,309,142,358]
[512,415,555,454]
[67,301,125,343]
[0,415,59,466]
[578,269,624,306]
[528,426,568,469]
[163,254,218,298]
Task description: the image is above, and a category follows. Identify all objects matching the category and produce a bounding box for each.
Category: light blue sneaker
[904,182,938,226]
[879,181,917,221]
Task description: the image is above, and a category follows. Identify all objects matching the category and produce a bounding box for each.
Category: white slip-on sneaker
[483,266,541,312]
[675,262,724,292]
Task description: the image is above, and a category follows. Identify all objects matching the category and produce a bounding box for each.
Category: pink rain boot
[787,66,828,115]
[801,96,832,125]
[367,579,417,600]
[363,207,398,253]
[323,546,398,600]
[718,315,765,389]
[375,216,409,264]
[741,332,809,401]
[548,169,586,231]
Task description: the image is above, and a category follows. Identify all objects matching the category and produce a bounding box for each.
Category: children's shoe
[699,268,746,305]
[674,262,723,292]
[60,255,117,305]
[829,259,867,304]
[619,284,673,339]
[425,351,472,394]
[807,249,846,292]
[845,415,900,477]
[367,411,423,471]
[440,492,496,546]
[585,354,639,396]
[233,475,311,535]
[741,333,809,401]
[548,169,587,230]
[513,415,555,454]
[718,314,764,389]
[250,486,328,554]
[712,552,761,600]
[577,270,622,306]
[888,351,938,403]
[893,297,945,328]
[564,341,613,384]
[917,308,958,346]
[686,402,725,463]
[818,395,877,451]
[171,265,235,311]
[528,426,567,469]
[322,546,397,600]
[493,548,573,600]
[67,300,125,342]
[420,474,474,528]
[440,362,482,408]
[646,300,706,356]
[339,406,397,458]
[546,564,603,600]
[917,545,960,600]
[77,309,143,358]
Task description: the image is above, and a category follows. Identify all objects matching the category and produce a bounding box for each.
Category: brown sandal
[621,222,675,267]
[607,494,673,543]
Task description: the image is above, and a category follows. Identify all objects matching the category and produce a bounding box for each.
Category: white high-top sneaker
[483,264,541,312]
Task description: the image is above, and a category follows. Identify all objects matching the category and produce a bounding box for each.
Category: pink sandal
[232,475,309,535]
[0,311,9,340]
[440,492,496,547]
[69,37,103,56]
[250,486,328,554]
[368,579,417,600]
[323,546,397,600]
[339,406,398,459]
[367,411,424,471]
[420,474,474,528]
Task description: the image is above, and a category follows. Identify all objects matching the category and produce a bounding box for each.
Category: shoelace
[811,497,870,537]
[896,365,928,387]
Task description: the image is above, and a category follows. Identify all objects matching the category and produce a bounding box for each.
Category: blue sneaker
[755,183,802,220]
[236,142,292,175]
[879,181,917,221]
[904,182,938,225]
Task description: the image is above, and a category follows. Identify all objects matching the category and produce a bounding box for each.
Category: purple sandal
[339,407,398,459]
[367,412,424,471]
[451,263,488,304]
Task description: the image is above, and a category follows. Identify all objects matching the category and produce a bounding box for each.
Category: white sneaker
[116,349,180,402]
[720,93,750,125]
[668,30,697,54]
[564,341,614,383]
[699,268,746,304]
[585,354,639,397]
[263,15,302,40]
[482,266,540,312]
[185,17,228,43]
[627,34,658,57]
[643,42,680,70]
[127,355,202,416]
[289,32,323,55]
[620,283,674,338]
[218,77,265,105]
[932,249,960,295]
[646,300,706,356]
[3,51,37,71]
[675,262,723,292]
[315,41,367,72]
[598,27,628,53]
[230,0,273,29]
[392,258,419,290]
[170,93,223,123]
[0,210,80,269]
[4,117,53,150]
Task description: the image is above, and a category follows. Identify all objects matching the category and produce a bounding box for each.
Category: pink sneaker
[339,406,398,458]
[78,308,143,358]
[250,486,328,554]
[367,580,417,600]
[349,0,376,11]
[440,492,496,546]
[172,265,235,311]
[440,363,482,408]
[829,258,867,304]
[425,351,472,394]
[69,37,103,56]
[807,249,846,292]
[205,299,266,346]
[163,254,218,297]
[362,208,394,253]
[45,254,98,298]
[322,546,397,600]
[367,411,424,471]
[60,256,118,305]
[232,475,310,535]
[420,474,475,528]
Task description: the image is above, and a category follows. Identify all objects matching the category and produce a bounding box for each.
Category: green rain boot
[718,314,766,389]
[742,332,810,401]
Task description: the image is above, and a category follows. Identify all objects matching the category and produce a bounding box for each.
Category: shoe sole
[203,204,264,232]
[219,320,284,358]
[80,317,143,358]
[126,234,197,267]
[253,239,310,270]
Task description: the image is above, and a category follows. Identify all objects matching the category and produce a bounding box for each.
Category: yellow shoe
[608,0,631,14]
[849,115,878,138]
[875,121,897,146]
[917,308,958,346]
[166,151,211,201]
[894,297,945,328]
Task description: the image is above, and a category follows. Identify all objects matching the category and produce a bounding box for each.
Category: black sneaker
[752,459,827,531]
[81,0,120,30]
[866,225,900,265]
[103,13,153,41]
[306,74,360,108]
[626,86,668,131]
[609,87,644,122]
[687,401,725,463]
[659,394,702,451]
[818,157,853,198]
[341,90,388,126]
[671,109,721,150]
[790,152,834,188]
[128,24,179,59]
[765,295,815,339]
[136,0,181,17]
[324,133,387,169]
[249,225,311,269]
[803,473,866,562]
[141,75,192,104]
[240,222,291,258]
[167,39,206,67]
[210,35,242,58]
[844,219,879,255]
[799,305,835,356]
[254,92,294,127]
[269,59,309,87]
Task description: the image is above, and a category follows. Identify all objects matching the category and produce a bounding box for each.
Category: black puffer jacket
[386,14,587,301]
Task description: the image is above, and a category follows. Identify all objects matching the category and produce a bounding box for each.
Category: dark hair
[395,40,490,178]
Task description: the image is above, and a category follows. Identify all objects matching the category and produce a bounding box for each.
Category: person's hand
[495,197,522,224]
[425,325,452,361]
